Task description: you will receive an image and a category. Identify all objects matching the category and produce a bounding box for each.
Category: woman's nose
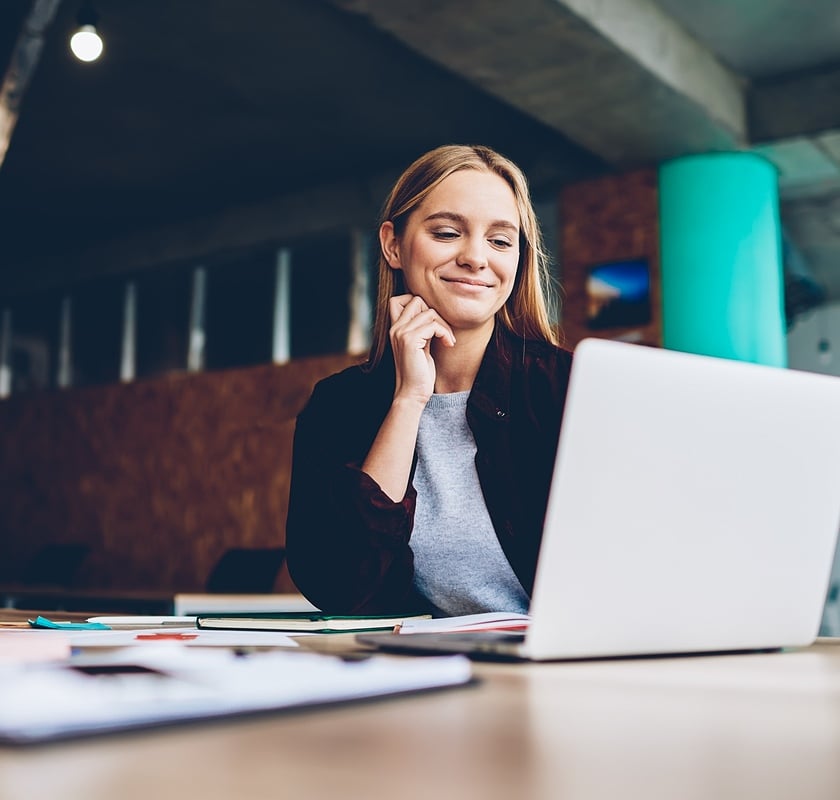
[456,237,488,270]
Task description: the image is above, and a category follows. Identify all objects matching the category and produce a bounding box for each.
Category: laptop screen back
[525,339,840,660]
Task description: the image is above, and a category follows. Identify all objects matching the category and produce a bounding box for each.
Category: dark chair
[205,547,286,593]
[23,543,91,587]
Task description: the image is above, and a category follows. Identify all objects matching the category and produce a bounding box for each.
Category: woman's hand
[388,294,456,405]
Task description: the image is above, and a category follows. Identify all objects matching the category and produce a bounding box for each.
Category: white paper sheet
[65,627,302,648]
[0,647,472,743]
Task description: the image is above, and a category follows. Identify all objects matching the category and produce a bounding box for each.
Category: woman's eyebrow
[423,211,519,230]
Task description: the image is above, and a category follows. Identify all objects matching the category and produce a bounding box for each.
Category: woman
[286,144,573,616]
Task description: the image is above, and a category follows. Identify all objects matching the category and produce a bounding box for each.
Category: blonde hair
[368,144,560,367]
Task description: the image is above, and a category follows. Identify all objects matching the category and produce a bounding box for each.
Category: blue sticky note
[28,616,110,630]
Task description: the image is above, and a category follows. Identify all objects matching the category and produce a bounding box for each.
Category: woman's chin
[445,314,498,337]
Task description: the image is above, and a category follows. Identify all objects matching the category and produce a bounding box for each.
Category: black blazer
[285,326,574,615]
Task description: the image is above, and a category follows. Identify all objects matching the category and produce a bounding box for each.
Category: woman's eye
[490,238,513,248]
[432,230,459,240]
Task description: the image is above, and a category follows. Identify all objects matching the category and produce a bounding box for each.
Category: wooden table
[1,621,839,800]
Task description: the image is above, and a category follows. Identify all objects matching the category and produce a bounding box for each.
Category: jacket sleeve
[284,376,427,615]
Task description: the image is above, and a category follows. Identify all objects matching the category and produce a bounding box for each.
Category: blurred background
[1,0,839,380]
[0,0,839,622]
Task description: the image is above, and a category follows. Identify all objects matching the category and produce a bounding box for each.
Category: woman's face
[380,168,521,335]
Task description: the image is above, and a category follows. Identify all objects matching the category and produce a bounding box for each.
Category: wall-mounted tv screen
[586,258,651,330]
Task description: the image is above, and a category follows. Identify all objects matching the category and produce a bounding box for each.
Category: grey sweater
[410,391,529,616]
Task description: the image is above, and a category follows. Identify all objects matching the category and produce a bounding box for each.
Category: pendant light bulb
[70,6,103,63]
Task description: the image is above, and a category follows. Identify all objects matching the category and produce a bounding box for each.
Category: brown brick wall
[559,168,661,349]
[0,353,361,594]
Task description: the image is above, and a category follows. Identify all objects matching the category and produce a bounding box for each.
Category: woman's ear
[379,221,402,269]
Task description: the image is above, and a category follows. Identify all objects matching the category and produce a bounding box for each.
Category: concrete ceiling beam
[0,0,62,169]
[329,0,746,166]
[749,64,840,143]
[0,171,397,297]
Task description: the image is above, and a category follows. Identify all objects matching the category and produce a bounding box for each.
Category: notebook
[358,338,840,661]
[195,612,431,633]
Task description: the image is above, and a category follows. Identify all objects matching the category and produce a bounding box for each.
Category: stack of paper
[397,611,531,634]
[0,647,472,744]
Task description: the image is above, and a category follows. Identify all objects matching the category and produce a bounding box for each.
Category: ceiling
[0,0,839,313]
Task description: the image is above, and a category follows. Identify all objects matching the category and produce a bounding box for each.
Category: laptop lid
[523,338,840,660]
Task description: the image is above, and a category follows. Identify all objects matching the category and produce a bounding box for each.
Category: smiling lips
[442,277,493,288]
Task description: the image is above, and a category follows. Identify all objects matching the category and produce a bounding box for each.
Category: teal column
[658,153,786,366]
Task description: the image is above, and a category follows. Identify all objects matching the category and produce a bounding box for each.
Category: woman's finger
[391,306,456,348]
[389,294,428,324]
[394,320,454,351]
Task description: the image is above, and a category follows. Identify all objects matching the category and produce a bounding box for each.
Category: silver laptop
[359,338,840,661]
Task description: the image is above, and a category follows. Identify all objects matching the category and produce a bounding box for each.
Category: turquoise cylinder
[658,153,786,366]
